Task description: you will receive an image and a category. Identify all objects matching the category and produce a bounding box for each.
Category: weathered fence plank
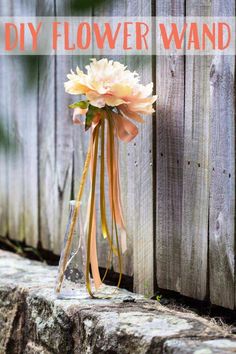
[22,57,39,248]
[209,0,235,309]
[16,3,39,248]
[53,1,74,255]
[7,59,25,242]
[127,1,154,297]
[3,2,38,246]
[0,56,8,238]
[180,0,212,300]
[0,0,9,238]
[121,2,154,294]
[37,1,56,251]
[131,55,154,295]
[155,0,185,293]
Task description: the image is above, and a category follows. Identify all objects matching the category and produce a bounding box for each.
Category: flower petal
[119,104,145,123]
[86,91,106,108]
[110,83,133,97]
[104,95,126,107]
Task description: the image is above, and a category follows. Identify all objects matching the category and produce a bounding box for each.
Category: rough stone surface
[0,250,235,354]
[163,338,236,353]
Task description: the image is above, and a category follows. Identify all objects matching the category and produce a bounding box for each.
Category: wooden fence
[0,0,235,309]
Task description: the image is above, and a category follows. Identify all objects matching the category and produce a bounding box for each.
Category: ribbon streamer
[56,109,139,297]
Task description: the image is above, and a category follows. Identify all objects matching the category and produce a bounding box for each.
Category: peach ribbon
[67,108,139,297]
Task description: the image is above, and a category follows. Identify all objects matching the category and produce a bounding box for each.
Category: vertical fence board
[3,5,25,242]
[123,0,153,294]
[1,1,39,245]
[38,53,56,251]
[127,1,154,296]
[7,56,25,242]
[53,1,74,255]
[21,3,39,247]
[37,1,56,251]
[0,0,9,237]
[181,1,212,300]
[209,0,235,309]
[22,57,38,247]
[0,56,8,238]
[131,58,154,295]
[17,0,38,249]
[155,1,185,293]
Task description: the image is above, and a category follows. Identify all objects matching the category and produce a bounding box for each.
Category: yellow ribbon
[86,123,101,296]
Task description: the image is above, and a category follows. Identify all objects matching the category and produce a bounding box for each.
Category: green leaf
[156,295,162,302]
[85,105,100,131]
[68,100,89,109]
[85,107,94,131]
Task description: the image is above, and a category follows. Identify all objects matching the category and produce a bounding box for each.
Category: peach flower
[65,58,157,121]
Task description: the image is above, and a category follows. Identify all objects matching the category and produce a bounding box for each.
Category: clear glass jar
[55,200,87,299]
[55,200,121,300]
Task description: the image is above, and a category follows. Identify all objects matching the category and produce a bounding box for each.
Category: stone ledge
[0,250,235,354]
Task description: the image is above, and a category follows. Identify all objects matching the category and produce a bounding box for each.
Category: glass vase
[55,200,121,300]
[55,200,88,299]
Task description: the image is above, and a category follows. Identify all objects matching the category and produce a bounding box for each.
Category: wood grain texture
[7,56,25,242]
[0,56,8,238]
[181,1,212,300]
[155,0,185,293]
[53,1,74,255]
[21,0,39,247]
[126,0,153,297]
[209,0,235,309]
[130,55,154,295]
[0,3,11,239]
[37,1,56,251]
[1,1,38,245]
[22,57,39,247]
